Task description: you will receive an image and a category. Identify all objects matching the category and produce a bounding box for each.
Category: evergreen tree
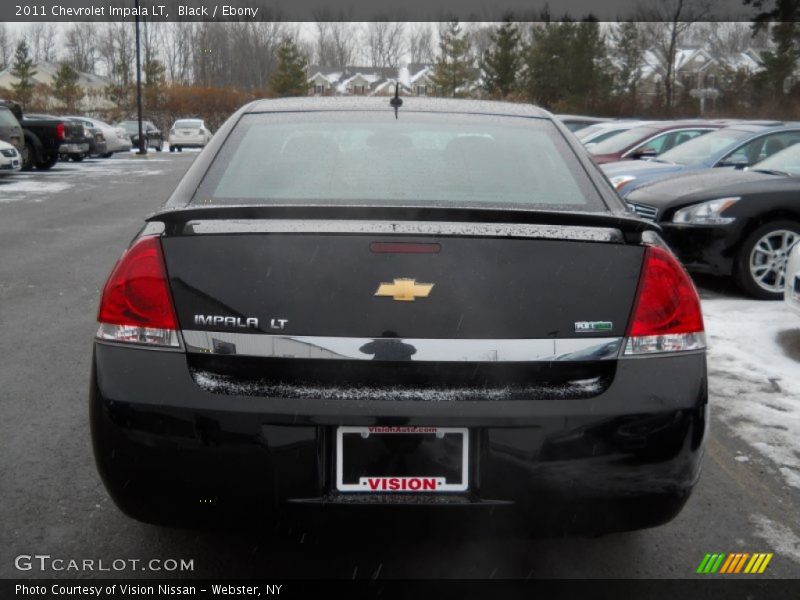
[743,0,800,111]
[143,58,166,109]
[10,40,37,110]
[481,18,522,98]
[430,20,474,97]
[52,62,83,113]
[610,21,644,109]
[523,21,573,108]
[754,21,800,103]
[572,19,613,110]
[523,18,612,113]
[269,39,308,97]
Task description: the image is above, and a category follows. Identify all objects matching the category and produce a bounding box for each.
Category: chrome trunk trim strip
[182,331,622,362]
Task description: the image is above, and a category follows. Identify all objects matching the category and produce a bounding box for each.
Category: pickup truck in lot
[0,101,84,170]
[55,117,106,161]
[26,113,90,165]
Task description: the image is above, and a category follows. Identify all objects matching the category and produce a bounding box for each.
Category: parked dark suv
[117,120,163,152]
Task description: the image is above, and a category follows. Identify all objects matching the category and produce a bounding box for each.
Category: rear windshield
[752,141,800,176]
[193,112,604,210]
[174,119,203,129]
[588,126,659,154]
[0,108,20,128]
[575,123,607,140]
[656,128,753,166]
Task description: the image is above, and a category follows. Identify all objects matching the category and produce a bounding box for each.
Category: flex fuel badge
[575,321,613,333]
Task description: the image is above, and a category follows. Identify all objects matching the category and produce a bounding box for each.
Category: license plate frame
[336,426,469,493]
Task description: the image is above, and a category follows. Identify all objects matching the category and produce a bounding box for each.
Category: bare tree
[639,0,712,111]
[310,12,360,67]
[97,23,135,85]
[313,20,336,66]
[162,22,194,84]
[140,20,162,71]
[408,23,436,64]
[328,22,360,66]
[467,23,494,65]
[27,23,58,64]
[686,22,769,56]
[190,22,232,87]
[64,23,99,73]
[0,24,13,70]
[365,21,406,68]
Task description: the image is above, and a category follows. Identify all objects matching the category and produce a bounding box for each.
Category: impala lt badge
[194,315,259,328]
[374,278,434,301]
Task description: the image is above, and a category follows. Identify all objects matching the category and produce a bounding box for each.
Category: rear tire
[177,146,183,152]
[21,142,34,171]
[155,140,163,152]
[71,153,85,162]
[102,152,114,158]
[735,220,800,300]
[169,145,175,153]
[35,154,58,170]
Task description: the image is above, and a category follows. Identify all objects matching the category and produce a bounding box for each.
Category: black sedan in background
[626,142,800,299]
[91,98,707,535]
[117,119,164,151]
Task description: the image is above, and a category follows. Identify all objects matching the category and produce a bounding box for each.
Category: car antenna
[390,82,402,119]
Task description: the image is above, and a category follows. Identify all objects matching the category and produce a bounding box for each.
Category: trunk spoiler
[147,204,660,242]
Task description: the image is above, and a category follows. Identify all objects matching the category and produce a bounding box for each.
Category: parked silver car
[168,118,212,152]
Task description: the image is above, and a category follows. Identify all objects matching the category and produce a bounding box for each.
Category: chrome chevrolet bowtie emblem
[374,278,434,301]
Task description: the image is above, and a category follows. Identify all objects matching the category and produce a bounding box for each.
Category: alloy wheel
[749,229,798,293]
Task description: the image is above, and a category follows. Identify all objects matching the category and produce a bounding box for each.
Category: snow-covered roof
[0,61,111,89]
[409,65,433,84]
[719,50,764,73]
[307,70,344,85]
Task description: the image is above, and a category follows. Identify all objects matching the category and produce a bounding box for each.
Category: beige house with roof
[0,62,115,111]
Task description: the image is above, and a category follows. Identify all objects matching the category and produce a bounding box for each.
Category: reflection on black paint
[359,331,417,361]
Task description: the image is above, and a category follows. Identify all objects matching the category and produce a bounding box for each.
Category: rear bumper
[91,343,708,525]
[59,142,90,155]
[89,140,108,156]
[169,134,206,146]
[108,139,132,153]
[660,223,742,276]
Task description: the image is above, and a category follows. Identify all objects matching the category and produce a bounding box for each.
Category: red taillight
[96,236,179,347]
[56,123,65,140]
[625,246,705,355]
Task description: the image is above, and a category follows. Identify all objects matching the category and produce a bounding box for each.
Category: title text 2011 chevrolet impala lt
[90,98,708,534]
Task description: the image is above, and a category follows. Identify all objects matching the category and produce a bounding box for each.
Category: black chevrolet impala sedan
[91,98,708,534]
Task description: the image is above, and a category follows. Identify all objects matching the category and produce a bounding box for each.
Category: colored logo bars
[696,553,773,574]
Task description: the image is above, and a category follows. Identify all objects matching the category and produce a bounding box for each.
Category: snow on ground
[750,513,800,564]
[0,180,71,202]
[0,155,170,203]
[703,296,800,490]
